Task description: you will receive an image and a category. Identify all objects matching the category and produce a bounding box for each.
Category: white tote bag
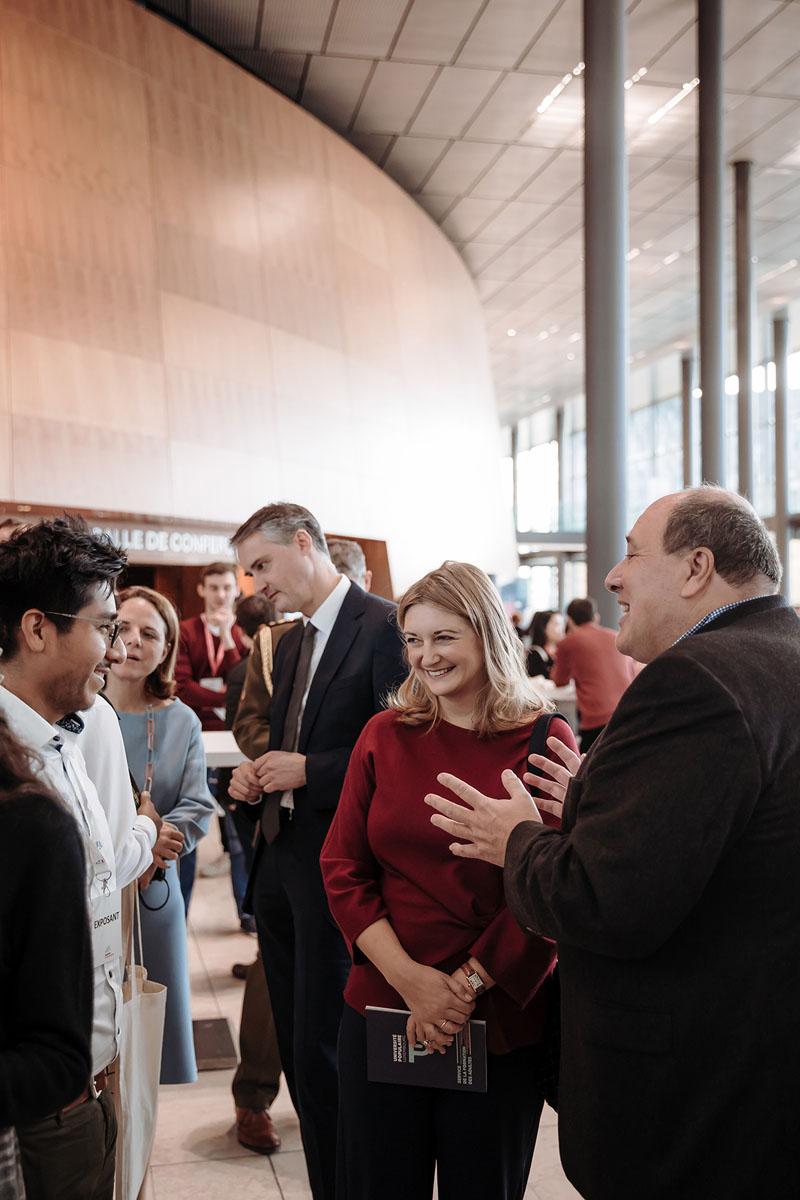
[115,888,167,1200]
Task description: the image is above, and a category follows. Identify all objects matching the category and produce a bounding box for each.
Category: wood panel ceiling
[143,0,800,419]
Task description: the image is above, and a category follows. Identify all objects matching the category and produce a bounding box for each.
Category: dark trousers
[232,951,282,1110]
[337,1005,545,1200]
[17,1090,117,1200]
[252,814,351,1200]
[579,724,605,752]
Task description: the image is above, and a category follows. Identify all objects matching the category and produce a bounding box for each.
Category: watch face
[467,971,482,991]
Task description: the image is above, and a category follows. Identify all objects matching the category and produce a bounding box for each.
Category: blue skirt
[138,857,197,1085]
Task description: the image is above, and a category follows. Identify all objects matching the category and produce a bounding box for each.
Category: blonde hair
[117,586,179,701]
[389,561,551,738]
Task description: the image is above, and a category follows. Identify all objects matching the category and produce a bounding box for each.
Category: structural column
[698,0,726,484]
[734,160,755,499]
[584,0,628,626]
[510,422,519,535]
[773,310,790,595]
[681,350,697,487]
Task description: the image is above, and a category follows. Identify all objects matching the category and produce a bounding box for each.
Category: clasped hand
[228,751,307,802]
[139,821,184,890]
[399,963,476,1055]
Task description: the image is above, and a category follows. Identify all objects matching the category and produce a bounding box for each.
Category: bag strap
[129,887,144,997]
[526,712,567,785]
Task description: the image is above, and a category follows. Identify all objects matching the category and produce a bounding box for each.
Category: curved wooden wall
[0,0,514,587]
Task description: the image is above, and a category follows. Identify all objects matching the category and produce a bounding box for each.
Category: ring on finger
[439,1020,448,1031]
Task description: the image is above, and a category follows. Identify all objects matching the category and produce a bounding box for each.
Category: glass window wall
[505,342,799,566]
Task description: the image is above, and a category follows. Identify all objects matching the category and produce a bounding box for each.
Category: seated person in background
[525,609,564,679]
[175,560,246,912]
[0,715,93,1162]
[105,586,215,1085]
[551,596,637,751]
[320,561,578,1200]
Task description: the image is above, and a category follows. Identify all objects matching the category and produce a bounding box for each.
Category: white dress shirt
[77,696,156,889]
[0,686,123,1075]
[281,574,351,811]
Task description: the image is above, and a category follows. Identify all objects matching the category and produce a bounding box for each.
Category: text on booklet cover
[365,1007,487,1092]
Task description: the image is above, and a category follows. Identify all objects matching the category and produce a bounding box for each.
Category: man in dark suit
[228,502,406,1200]
[426,486,800,1199]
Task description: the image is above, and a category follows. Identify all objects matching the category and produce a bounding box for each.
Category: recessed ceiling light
[507,328,517,337]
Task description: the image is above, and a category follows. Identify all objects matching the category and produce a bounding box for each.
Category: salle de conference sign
[91,523,235,565]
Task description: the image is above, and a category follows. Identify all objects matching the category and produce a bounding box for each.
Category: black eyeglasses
[43,612,122,648]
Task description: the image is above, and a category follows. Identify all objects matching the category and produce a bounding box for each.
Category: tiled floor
[142,829,581,1199]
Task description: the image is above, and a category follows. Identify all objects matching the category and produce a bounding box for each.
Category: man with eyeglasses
[0,515,163,1200]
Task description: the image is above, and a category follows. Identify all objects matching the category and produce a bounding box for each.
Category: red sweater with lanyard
[321,709,577,1054]
[175,614,246,731]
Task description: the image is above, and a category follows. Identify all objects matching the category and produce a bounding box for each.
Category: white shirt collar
[0,684,61,753]
[306,574,351,637]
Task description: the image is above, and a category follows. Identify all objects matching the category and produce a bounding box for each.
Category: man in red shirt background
[176,561,247,729]
[552,596,637,751]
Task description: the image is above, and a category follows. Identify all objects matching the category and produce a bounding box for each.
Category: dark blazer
[244,583,406,883]
[504,595,800,1200]
[268,582,406,815]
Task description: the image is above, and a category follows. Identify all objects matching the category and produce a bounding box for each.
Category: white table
[201,730,246,768]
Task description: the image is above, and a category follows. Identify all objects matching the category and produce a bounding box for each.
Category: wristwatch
[460,962,486,996]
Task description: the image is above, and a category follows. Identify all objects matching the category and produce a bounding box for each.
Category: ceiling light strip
[647,78,699,126]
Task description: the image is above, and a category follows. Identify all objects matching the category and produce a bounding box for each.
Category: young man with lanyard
[175,561,246,730]
[0,516,163,1200]
[175,561,247,908]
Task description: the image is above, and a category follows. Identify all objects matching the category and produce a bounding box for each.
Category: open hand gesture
[524,735,582,821]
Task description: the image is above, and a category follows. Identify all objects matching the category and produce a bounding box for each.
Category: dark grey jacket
[505,595,800,1200]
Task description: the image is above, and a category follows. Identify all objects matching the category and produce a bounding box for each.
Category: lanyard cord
[142,705,155,799]
[139,705,171,911]
[201,615,227,677]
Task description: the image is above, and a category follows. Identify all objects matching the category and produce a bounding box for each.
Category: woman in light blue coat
[106,586,215,1084]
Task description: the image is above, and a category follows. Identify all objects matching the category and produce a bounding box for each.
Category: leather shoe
[235,1107,281,1155]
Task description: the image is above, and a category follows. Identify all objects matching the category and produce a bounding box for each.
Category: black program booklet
[365,1007,488,1092]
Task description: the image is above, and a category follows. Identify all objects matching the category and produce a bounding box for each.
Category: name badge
[91,889,122,970]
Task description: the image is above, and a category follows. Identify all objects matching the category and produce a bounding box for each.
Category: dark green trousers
[17,1089,116,1200]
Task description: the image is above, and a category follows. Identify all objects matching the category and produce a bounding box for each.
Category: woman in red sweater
[320,561,577,1200]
